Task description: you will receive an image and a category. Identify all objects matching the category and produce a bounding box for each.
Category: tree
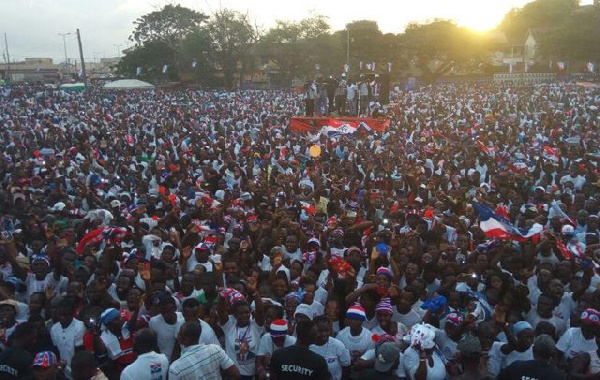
[117,41,179,80]
[259,14,333,84]
[207,9,258,89]
[129,4,209,76]
[499,0,579,40]
[130,4,209,47]
[399,20,487,83]
[537,5,600,64]
[345,20,385,70]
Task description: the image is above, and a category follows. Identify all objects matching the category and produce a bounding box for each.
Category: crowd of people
[0,78,598,380]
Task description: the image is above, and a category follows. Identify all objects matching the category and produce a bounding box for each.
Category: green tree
[259,14,332,84]
[537,5,600,63]
[207,9,258,89]
[117,41,179,80]
[499,0,579,40]
[130,4,209,47]
[399,20,486,83]
[128,4,209,76]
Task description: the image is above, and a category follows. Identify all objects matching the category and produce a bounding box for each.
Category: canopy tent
[103,79,155,90]
[60,83,85,91]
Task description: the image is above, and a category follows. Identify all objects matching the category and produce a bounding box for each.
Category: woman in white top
[487,320,535,376]
[217,278,265,378]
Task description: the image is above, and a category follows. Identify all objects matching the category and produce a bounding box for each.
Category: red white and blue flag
[474,202,543,243]
[542,145,559,162]
[476,140,496,157]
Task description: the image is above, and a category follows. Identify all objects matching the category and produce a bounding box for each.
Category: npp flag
[162,64,169,74]
[473,202,543,243]
[135,67,142,76]
[587,62,596,73]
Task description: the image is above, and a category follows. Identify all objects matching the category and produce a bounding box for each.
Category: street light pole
[58,32,71,75]
[346,28,351,66]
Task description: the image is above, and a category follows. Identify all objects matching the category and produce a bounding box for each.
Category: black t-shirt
[497,359,567,380]
[357,368,397,380]
[270,345,328,380]
[0,347,34,380]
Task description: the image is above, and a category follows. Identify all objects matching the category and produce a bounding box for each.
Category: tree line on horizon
[116,0,600,88]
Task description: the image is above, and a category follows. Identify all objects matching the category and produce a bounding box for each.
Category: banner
[290,117,389,134]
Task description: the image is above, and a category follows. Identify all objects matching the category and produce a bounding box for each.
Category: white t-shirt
[256,334,296,356]
[554,292,576,321]
[401,346,446,380]
[526,310,567,337]
[310,337,351,380]
[120,351,170,380]
[487,341,533,375]
[392,308,422,329]
[221,315,264,376]
[50,318,85,369]
[25,273,68,300]
[335,326,375,359]
[556,327,598,359]
[149,312,185,361]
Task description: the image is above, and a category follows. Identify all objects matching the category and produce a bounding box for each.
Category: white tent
[60,83,85,91]
[103,79,155,90]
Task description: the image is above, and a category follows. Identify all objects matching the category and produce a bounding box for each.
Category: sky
[2,0,594,64]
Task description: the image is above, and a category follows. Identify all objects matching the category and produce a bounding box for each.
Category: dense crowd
[0,79,598,380]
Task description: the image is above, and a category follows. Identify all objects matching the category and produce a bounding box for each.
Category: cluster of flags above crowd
[135,60,200,76]
[336,62,394,73]
[507,61,595,73]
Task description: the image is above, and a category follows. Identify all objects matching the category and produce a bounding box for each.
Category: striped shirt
[168,343,234,380]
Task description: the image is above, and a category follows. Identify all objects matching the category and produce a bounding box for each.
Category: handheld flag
[473,202,542,242]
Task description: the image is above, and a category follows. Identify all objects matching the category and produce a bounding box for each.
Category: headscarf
[511,321,533,336]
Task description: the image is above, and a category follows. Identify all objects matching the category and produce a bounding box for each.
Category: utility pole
[76,29,87,89]
[58,32,71,75]
[4,33,10,82]
[346,28,350,65]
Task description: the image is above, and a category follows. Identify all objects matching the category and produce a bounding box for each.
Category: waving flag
[477,140,496,157]
[587,62,596,73]
[556,62,566,72]
[76,227,130,255]
[473,202,543,242]
[542,145,559,162]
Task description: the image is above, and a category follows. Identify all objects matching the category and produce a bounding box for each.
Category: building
[0,58,61,83]
[486,31,525,68]
[523,28,555,63]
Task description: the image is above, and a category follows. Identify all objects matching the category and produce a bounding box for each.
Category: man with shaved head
[120,328,170,380]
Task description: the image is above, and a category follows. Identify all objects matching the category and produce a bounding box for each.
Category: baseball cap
[110,200,121,208]
[374,342,400,372]
[33,351,58,368]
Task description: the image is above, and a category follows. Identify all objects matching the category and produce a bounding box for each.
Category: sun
[454,11,504,32]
